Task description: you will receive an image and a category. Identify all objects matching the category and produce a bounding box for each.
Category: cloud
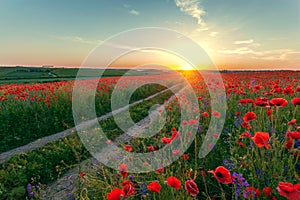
[219,47,259,55]
[50,34,157,53]
[129,9,140,16]
[50,35,100,45]
[218,47,297,61]
[234,39,254,45]
[209,32,219,37]
[175,0,206,27]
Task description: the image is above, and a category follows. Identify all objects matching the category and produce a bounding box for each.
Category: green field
[0,67,167,84]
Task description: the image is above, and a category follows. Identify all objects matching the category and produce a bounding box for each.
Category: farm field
[0,67,167,84]
[0,70,299,199]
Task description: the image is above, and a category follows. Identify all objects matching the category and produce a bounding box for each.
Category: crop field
[0,70,299,200]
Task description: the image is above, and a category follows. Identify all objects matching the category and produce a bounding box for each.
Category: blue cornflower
[232,172,250,197]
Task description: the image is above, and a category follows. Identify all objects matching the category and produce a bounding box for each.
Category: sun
[180,64,194,71]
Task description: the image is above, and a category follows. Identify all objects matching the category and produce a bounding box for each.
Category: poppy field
[0,71,299,200]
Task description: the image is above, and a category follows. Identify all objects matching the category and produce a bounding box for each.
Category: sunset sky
[0,0,299,70]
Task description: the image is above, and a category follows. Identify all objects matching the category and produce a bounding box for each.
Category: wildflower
[124,145,132,152]
[254,97,269,107]
[212,111,221,118]
[171,131,180,140]
[243,112,257,122]
[147,182,161,193]
[239,99,254,104]
[266,109,273,116]
[291,97,300,106]
[232,172,250,197]
[285,139,293,149]
[166,176,181,190]
[139,183,148,196]
[243,186,261,199]
[107,188,124,200]
[161,137,172,144]
[240,131,252,139]
[276,182,300,200]
[252,132,270,149]
[79,172,85,178]
[287,131,300,140]
[288,119,296,125]
[121,180,135,197]
[263,187,273,198]
[172,150,180,156]
[241,121,251,130]
[185,180,199,196]
[209,166,232,184]
[183,154,189,160]
[155,167,164,174]
[283,86,294,95]
[202,112,209,117]
[119,164,128,178]
[269,98,288,107]
[147,145,155,152]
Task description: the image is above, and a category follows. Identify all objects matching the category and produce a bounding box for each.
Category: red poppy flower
[240,131,252,139]
[188,119,197,125]
[288,119,296,125]
[283,86,294,95]
[212,111,221,118]
[147,145,155,151]
[121,180,135,197]
[124,145,132,152]
[166,176,181,190]
[241,122,251,130]
[252,132,270,149]
[243,112,257,122]
[266,109,273,116]
[243,187,261,199]
[107,188,124,200]
[236,140,246,148]
[172,131,180,140]
[79,172,85,178]
[155,167,164,174]
[172,150,180,156]
[202,112,209,117]
[185,180,199,196]
[209,166,232,184]
[254,97,269,107]
[147,182,161,193]
[239,99,254,104]
[270,98,288,107]
[285,139,293,149]
[161,137,172,144]
[263,187,273,198]
[183,154,189,160]
[287,131,300,140]
[119,164,128,178]
[277,182,300,200]
[291,97,300,106]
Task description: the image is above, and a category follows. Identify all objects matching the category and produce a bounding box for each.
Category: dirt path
[40,85,186,200]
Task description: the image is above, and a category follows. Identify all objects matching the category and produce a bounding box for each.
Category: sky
[0,0,299,70]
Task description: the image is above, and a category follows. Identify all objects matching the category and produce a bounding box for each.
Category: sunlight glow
[180,64,194,71]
